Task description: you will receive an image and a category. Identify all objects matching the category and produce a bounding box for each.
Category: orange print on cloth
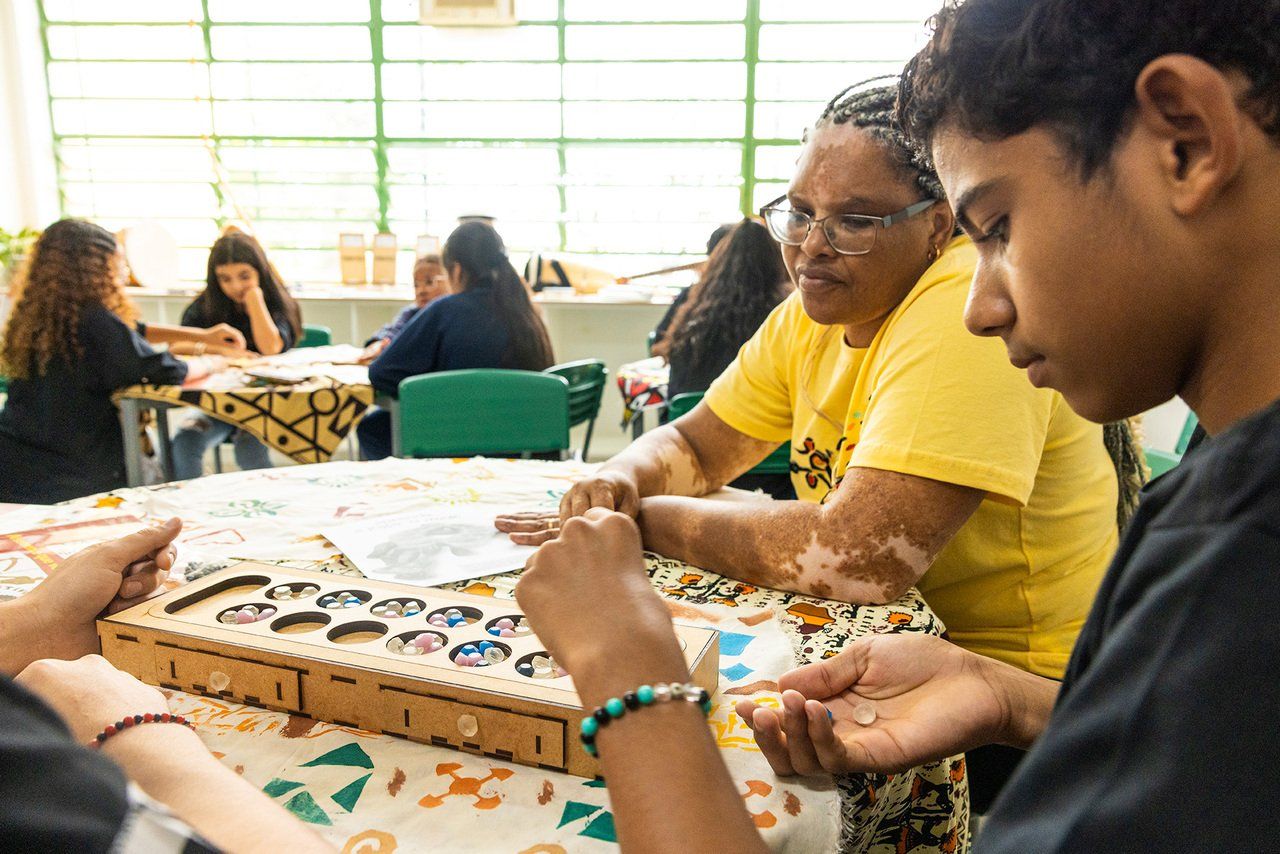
[341,829,397,854]
[741,780,778,829]
[786,602,835,635]
[790,437,843,494]
[418,762,514,810]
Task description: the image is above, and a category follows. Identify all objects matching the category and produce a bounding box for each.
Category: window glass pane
[565,221,723,254]
[43,0,201,22]
[564,101,743,139]
[52,99,213,136]
[253,219,382,249]
[382,24,556,61]
[564,0,745,21]
[208,0,370,23]
[381,0,556,23]
[382,62,560,101]
[383,101,560,139]
[47,25,205,60]
[753,180,789,211]
[758,23,927,62]
[564,144,741,184]
[387,145,560,184]
[563,62,745,100]
[389,185,561,220]
[754,101,826,141]
[211,63,375,100]
[63,181,219,217]
[217,144,378,181]
[759,0,942,22]
[231,183,379,218]
[566,24,744,60]
[754,144,802,181]
[755,62,905,102]
[565,186,739,223]
[213,101,376,137]
[47,62,209,99]
[211,26,371,61]
[59,140,213,181]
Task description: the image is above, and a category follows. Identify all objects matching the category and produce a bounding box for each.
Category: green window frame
[36,0,932,284]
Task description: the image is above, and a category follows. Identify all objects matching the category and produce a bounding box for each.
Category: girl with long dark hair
[653,219,792,401]
[357,221,555,460]
[0,220,223,502]
[170,230,303,478]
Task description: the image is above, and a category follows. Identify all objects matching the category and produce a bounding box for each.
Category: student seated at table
[503,82,1139,686]
[650,222,733,354]
[359,253,450,363]
[652,219,795,497]
[170,230,303,480]
[357,222,555,460]
[512,2,1280,849]
[0,518,332,852]
[0,220,227,504]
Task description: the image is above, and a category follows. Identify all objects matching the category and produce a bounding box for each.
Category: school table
[113,345,374,487]
[0,458,970,853]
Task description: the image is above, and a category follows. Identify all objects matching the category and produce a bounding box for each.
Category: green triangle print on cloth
[557,801,601,828]
[301,742,374,769]
[262,778,305,798]
[284,790,333,826]
[331,773,372,813]
[581,811,617,842]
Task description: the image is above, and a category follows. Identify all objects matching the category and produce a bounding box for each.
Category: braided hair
[811,77,946,201]
[809,78,1147,529]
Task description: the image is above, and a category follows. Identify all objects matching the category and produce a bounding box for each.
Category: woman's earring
[927,244,941,263]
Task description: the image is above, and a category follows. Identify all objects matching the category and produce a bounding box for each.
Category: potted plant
[0,227,40,293]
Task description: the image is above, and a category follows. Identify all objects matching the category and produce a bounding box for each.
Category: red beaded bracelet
[89,713,194,749]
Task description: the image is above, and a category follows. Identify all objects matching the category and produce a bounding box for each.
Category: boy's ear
[1131,55,1244,218]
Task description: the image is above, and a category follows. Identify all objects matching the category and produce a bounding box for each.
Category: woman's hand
[201,323,247,351]
[734,634,1033,776]
[493,510,561,546]
[9,519,183,669]
[16,655,170,745]
[559,470,642,521]
[515,509,689,703]
[359,339,389,364]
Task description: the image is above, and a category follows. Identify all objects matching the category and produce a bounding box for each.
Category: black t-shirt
[981,397,1280,852]
[180,299,295,354]
[0,304,188,503]
[0,674,217,851]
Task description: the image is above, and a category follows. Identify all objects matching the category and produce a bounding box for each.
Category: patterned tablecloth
[615,357,670,428]
[114,345,375,465]
[0,458,968,853]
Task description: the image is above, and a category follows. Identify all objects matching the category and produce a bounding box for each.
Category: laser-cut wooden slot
[98,563,719,778]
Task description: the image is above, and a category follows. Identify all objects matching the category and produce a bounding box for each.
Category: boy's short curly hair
[897,0,1280,178]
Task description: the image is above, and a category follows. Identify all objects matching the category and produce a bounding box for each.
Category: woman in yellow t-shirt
[499,82,1141,683]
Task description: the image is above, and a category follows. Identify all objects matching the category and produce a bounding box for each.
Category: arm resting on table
[639,466,984,604]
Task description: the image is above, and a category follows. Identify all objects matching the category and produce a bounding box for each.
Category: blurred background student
[359,253,449,364]
[650,222,734,353]
[170,229,303,480]
[652,219,794,497]
[357,222,555,460]
[0,220,222,503]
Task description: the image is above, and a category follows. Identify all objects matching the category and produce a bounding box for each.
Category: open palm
[737,634,1014,775]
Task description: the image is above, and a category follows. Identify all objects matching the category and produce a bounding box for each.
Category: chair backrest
[299,324,332,348]
[544,359,607,428]
[668,391,791,475]
[1174,411,1200,455]
[668,391,702,421]
[395,369,570,458]
[1145,410,1201,479]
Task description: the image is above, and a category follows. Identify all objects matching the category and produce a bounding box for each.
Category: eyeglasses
[759,195,937,256]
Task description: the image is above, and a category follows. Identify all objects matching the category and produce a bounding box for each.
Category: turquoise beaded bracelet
[579,682,712,756]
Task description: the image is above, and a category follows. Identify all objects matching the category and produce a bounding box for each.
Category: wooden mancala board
[98,564,720,778]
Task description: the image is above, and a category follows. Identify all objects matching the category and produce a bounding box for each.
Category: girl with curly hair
[169,229,303,478]
[0,219,224,503]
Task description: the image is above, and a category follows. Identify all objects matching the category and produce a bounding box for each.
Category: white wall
[0,0,58,230]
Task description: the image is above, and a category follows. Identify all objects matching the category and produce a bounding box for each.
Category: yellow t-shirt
[704,235,1118,678]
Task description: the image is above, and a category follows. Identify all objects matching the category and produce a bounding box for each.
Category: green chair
[668,391,792,476]
[299,324,332,348]
[391,369,570,459]
[544,359,607,460]
[1144,410,1199,479]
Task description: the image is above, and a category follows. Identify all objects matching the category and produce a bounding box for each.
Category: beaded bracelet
[89,713,194,750]
[579,682,712,756]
